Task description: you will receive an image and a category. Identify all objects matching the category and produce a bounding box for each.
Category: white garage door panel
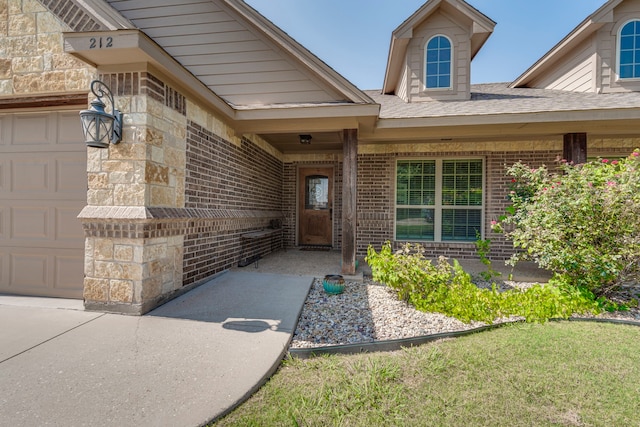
[0,111,86,299]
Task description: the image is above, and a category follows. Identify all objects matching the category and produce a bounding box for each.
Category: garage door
[0,111,87,298]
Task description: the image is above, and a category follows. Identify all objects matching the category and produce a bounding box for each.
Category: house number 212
[89,37,113,49]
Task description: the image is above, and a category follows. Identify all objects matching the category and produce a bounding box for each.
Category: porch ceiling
[260,131,343,154]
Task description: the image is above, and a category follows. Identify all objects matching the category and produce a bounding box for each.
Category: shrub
[365,242,450,303]
[494,149,640,296]
[366,242,599,323]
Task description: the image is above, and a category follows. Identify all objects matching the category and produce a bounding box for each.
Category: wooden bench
[238,227,283,267]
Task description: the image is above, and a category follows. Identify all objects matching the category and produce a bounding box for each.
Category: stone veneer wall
[5,0,284,313]
[356,139,639,261]
[81,71,188,314]
[0,0,95,96]
[81,69,285,313]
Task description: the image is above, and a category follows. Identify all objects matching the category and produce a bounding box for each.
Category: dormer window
[619,20,640,79]
[425,35,452,89]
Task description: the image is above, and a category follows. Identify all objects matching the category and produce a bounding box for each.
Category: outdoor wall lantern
[79,80,123,148]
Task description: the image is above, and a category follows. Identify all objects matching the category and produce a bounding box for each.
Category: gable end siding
[407,10,470,102]
[600,0,640,92]
[106,0,347,106]
[530,37,597,92]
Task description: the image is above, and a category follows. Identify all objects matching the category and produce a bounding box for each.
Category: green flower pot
[323,274,345,295]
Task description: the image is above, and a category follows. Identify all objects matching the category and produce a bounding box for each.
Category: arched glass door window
[425,35,452,89]
[619,20,640,79]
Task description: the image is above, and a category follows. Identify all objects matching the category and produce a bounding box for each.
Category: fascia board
[234,104,380,135]
[382,37,410,94]
[451,0,496,32]
[74,0,135,30]
[364,109,640,141]
[375,108,640,129]
[235,103,380,121]
[392,0,441,39]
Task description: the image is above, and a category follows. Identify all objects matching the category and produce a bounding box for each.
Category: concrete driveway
[0,270,313,427]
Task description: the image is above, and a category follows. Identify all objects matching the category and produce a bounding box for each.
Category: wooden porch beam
[341,129,358,275]
[563,133,587,164]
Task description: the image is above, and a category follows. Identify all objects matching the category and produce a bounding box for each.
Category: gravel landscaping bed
[290,276,640,349]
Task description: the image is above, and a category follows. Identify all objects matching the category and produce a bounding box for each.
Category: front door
[298,167,333,246]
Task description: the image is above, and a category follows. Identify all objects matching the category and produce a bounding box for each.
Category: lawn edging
[288,317,640,359]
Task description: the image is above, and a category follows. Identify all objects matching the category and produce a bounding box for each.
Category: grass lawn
[213,321,640,426]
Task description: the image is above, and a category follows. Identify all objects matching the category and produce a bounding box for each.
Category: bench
[238,227,283,267]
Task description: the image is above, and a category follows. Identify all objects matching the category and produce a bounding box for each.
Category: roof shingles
[367,83,640,119]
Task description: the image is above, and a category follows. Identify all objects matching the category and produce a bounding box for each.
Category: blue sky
[244,0,606,90]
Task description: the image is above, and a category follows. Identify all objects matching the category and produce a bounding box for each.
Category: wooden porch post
[341,129,358,275]
[563,133,587,164]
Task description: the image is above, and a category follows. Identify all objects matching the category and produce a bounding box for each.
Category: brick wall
[484,150,560,259]
[355,142,640,261]
[357,153,395,254]
[283,162,297,248]
[82,69,286,310]
[185,123,282,210]
[356,144,566,261]
[183,123,284,286]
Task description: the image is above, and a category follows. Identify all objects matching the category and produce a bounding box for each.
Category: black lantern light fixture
[299,134,312,145]
[79,80,123,148]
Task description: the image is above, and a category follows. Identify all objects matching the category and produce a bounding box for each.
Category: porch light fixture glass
[79,80,123,148]
[299,134,312,145]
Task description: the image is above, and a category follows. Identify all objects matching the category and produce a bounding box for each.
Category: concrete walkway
[0,249,551,426]
[0,271,313,427]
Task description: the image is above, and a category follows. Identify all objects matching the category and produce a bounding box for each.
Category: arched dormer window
[619,20,640,79]
[425,35,452,89]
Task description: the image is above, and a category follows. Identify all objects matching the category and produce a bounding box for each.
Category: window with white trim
[395,159,483,242]
[425,35,452,89]
[619,20,640,79]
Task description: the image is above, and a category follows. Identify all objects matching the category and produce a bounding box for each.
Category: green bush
[366,242,600,324]
[494,149,640,296]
